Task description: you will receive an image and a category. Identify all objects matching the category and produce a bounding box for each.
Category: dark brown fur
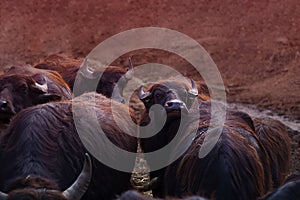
[254,117,291,188]
[34,54,130,98]
[116,190,207,200]
[0,72,71,123]
[5,176,67,200]
[0,92,137,200]
[260,174,300,200]
[139,85,274,200]
[139,79,209,197]
[164,101,272,200]
[4,65,72,96]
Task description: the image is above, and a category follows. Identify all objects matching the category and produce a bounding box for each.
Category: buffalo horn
[34,82,48,93]
[124,57,134,80]
[138,86,151,100]
[0,191,7,200]
[80,59,96,79]
[188,79,198,96]
[63,153,92,200]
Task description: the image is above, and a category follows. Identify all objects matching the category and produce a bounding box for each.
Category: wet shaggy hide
[259,174,300,200]
[116,190,208,200]
[163,101,273,200]
[138,79,204,197]
[0,92,138,200]
[254,117,291,188]
[4,176,68,200]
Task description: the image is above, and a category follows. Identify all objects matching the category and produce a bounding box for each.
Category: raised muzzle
[164,99,188,113]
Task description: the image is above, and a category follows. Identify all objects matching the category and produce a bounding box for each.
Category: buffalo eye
[155,92,164,99]
[143,97,150,103]
[16,83,28,94]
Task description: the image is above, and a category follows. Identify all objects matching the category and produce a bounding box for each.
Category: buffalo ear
[233,111,255,131]
[124,57,134,80]
[30,81,62,103]
[138,86,151,101]
[188,79,198,97]
[31,82,48,94]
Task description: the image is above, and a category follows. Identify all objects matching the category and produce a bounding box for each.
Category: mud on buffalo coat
[34,54,133,101]
[0,92,138,200]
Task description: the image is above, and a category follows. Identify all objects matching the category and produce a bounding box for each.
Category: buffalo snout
[165,99,183,109]
[0,100,8,109]
[0,99,15,114]
[165,99,188,114]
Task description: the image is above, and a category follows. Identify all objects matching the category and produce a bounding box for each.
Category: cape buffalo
[34,54,133,101]
[0,92,138,199]
[0,65,72,124]
[4,65,72,99]
[0,154,92,200]
[163,101,272,200]
[138,78,202,196]
[138,78,279,199]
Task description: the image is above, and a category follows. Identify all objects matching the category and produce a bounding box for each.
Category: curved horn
[188,79,198,96]
[80,59,96,79]
[138,86,151,100]
[63,153,92,200]
[34,82,48,93]
[124,57,134,80]
[0,191,7,200]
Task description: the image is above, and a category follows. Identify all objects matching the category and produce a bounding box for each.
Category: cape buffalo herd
[34,54,133,101]
[0,92,137,199]
[0,54,296,200]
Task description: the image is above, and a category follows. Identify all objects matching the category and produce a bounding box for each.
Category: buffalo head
[74,58,134,103]
[0,154,92,200]
[35,54,134,103]
[0,74,66,123]
[138,79,198,117]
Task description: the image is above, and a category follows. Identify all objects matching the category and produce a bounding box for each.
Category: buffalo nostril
[0,100,8,108]
[166,101,183,108]
[167,102,174,107]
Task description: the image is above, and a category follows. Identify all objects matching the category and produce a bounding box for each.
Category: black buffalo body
[138,78,290,199]
[0,92,138,200]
